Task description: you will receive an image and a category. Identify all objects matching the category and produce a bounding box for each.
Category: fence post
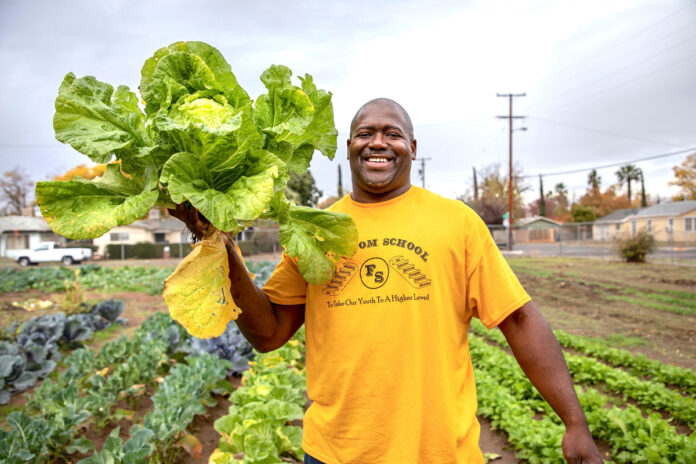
[558,227,563,256]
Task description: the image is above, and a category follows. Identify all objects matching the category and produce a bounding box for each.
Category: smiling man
[174,98,602,464]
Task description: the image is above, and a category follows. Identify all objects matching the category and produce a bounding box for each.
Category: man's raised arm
[498,301,603,464]
[169,204,305,353]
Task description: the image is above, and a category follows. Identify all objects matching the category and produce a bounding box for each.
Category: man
[174,98,602,464]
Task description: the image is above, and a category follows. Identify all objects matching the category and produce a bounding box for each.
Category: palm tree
[587,169,601,191]
[615,164,641,204]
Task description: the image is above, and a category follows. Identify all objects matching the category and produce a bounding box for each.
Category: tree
[0,168,33,216]
[285,170,322,207]
[587,169,601,191]
[669,152,696,201]
[538,175,546,217]
[639,168,647,207]
[463,163,528,224]
[615,164,641,205]
[570,204,596,223]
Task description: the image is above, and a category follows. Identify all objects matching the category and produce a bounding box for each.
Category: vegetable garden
[1,257,695,463]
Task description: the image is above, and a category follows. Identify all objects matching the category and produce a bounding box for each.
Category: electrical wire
[520,146,696,179]
[528,117,689,148]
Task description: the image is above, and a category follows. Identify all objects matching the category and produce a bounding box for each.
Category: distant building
[515,216,563,243]
[629,201,696,243]
[593,208,641,241]
[593,202,696,243]
[0,216,62,258]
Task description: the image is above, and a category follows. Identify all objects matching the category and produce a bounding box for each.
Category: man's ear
[346,138,352,159]
[411,139,417,160]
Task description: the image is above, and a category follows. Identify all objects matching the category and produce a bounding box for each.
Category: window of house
[631,221,637,236]
[154,233,166,243]
[647,220,652,232]
[668,218,674,231]
[615,224,620,231]
[110,232,129,242]
[686,217,695,232]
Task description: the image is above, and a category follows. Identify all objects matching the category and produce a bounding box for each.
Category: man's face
[347,101,417,202]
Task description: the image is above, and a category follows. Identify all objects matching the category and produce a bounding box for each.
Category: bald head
[350,98,414,140]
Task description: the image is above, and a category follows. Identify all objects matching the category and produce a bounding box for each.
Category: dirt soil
[2,257,695,463]
[509,257,696,370]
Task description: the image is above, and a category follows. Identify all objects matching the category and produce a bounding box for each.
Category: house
[593,208,641,241]
[515,216,563,243]
[92,210,257,255]
[0,216,63,258]
[627,201,696,243]
[92,217,188,255]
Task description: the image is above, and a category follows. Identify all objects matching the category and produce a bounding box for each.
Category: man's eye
[357,132,370,137]
[387,132,401,137]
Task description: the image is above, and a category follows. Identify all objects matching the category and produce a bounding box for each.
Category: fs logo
[360,257,389,289]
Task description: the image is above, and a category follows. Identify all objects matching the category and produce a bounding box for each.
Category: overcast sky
[1,0,695,208]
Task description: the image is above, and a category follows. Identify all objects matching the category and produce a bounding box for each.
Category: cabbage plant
[36,41,357,338]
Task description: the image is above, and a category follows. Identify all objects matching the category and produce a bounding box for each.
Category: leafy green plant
[35,41,357,287]
[616,229,655,263]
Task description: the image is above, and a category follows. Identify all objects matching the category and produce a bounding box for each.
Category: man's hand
[562,424,603,463]
[168,203,212,240]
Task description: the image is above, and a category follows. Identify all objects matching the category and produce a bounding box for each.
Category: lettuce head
[37,41,357,338]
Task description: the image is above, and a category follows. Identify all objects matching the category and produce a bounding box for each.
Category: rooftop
[0,215,52,234]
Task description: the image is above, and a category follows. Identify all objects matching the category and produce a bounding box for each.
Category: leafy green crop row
[470,320,696,430]
[470,334,696,463]
[0,265,172,295]
[0,311,251,463]
[470,318,696,396]
[211,329,306,464]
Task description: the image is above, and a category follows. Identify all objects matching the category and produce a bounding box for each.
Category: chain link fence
[487,223,696,266]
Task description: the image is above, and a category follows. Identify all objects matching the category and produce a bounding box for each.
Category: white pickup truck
[11,242,93,266]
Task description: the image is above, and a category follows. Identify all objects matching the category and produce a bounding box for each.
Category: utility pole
[496,93,526,251]
[473,167,479,201]
[417,157,432,188]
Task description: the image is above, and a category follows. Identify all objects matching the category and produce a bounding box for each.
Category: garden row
[469,320,696,463]
[0,300,126,404]
[0,312,254,463]
[0,262,278,296]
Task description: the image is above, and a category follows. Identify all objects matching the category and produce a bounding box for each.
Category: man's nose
[368,132,388,149]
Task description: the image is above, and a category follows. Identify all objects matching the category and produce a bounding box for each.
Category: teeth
[366,157,389,163]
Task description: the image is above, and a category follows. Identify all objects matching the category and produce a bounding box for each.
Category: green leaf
[276,201,358,285]
[140,41,249,116]
[54,73,151,163]
[66,436,95,454]
[155,99,262,174]
[255,70,337,173]
[36,164,159,239]
[161,152,277,231]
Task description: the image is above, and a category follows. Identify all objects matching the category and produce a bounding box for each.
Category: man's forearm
[498,301,588,427]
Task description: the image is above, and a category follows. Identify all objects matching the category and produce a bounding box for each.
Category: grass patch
[603,294,696,315]
[604,334,649,348]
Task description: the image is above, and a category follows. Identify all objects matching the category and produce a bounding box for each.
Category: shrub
[617,230,655,263]
[252,229,280,253]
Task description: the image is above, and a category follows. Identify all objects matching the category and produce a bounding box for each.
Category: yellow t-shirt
[263,186,530,464]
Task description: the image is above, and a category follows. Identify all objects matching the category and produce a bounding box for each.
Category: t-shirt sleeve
[466,221,531,329]
[262,252,308,306]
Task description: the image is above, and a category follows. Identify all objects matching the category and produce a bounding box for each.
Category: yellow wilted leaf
[163,230,241,338]
[179,433,203,459]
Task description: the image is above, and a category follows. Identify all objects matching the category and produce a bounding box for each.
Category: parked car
[10,242,92,266]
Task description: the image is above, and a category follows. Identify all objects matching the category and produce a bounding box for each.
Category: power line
[520,146,696,179]
[528,116,690,148]
[530,51,696,115]
[525,32,696,113]
[530,0,696,86]
[533,21,696,94]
